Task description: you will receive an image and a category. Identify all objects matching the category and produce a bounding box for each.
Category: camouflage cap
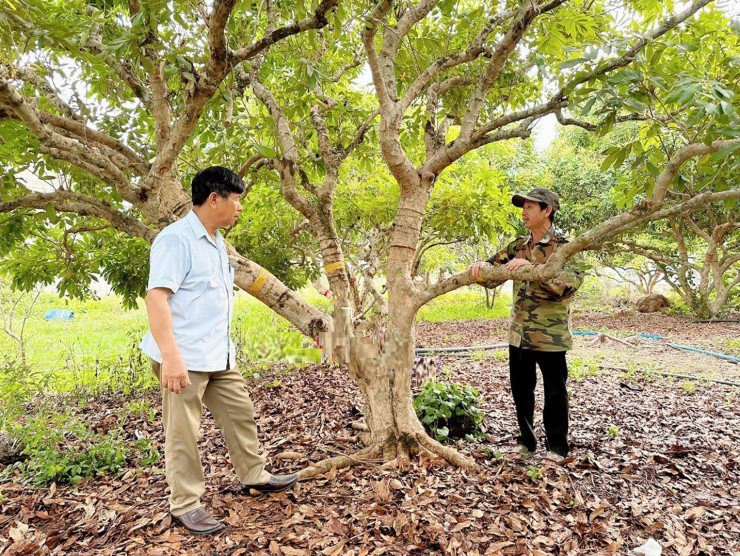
[512,187,560,211]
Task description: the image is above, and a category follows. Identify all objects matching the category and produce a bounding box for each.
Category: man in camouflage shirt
[469,188,584,461]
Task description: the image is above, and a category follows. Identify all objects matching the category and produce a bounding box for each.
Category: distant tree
[0,274,40,367]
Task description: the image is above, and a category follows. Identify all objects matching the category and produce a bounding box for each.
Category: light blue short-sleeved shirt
[140,210,236,372]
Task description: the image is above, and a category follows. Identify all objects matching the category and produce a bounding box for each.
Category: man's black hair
[191,166,245,206]
[538,201,556,223]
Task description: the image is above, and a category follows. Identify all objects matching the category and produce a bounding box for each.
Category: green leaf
[580,97,597,116]
[253,144,278,158]
[558,58,588,70]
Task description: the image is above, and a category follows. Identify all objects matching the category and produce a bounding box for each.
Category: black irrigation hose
[692,319,740,324]
[415,344,509,355]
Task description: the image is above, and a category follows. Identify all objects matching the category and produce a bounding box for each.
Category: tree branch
[460,1,565,138]
[362,0,394,108]
[554,108,671,132]
[397,6,520,115]
[340,108,380,161]
[232,0,339,63]
[419,183,740,307]
[237,153,267,179]
[0,75,140,202]
[0,191,156,241]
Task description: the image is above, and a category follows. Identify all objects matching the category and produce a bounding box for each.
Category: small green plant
[135,436,162,467]
[119,399,157,423]
[526,465,542,481]
[681,381,697,394]
[413,381,485,443]
[491,349,508,362]
[0,360,54,407]
[606,424,619,438]
[440,364,454,380]
[469,350,486,361]
[721,338,739,354]
[569,358,599,382]
[622,362,639,381]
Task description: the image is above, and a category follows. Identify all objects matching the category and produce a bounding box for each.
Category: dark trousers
[509,345,569,456]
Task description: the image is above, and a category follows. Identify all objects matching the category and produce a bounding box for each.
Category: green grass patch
[418,288,510,322]
[0,290,323,396]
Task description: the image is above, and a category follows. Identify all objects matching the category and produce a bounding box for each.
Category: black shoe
[242,473,298,494]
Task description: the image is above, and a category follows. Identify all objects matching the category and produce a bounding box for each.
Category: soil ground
[1,312,738,555]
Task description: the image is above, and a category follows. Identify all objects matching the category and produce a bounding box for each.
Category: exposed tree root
[358,432,372,446]
[298,445,382,479]
[415,432,478,469]
[351,420,370,432]
[298,429,478,480]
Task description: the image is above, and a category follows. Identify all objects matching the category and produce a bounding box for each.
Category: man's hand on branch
[468,261,490,281]
[505,258,532,271]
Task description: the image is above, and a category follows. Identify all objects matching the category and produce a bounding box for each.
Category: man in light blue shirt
[142,166,298,536]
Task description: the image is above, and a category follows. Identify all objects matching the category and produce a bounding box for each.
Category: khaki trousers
[151,361,268,516]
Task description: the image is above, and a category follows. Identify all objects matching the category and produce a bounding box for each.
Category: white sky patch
[16,169,58,193]
[533,113,559,153]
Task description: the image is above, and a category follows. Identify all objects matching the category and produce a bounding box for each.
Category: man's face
[521,200,551,231]
[210,192,243,227]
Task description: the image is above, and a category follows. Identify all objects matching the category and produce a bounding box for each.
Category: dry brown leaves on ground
[1,314,738,555]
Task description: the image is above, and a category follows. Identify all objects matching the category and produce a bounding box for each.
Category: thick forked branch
[380,0,436,62]
[651,140,739,204]
[147,0,339,188]
[249,77,318,221]
[209,0,239,66]
[459,1,565,138]
[398,6,520,115]
[0,191,156,242]
[0,106,148,175]
[361,0,393,107]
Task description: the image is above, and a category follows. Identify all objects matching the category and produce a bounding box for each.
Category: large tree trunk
[337,313,477,471]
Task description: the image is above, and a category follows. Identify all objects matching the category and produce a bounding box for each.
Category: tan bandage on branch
[324,260,346,274]
[247,268,270,296]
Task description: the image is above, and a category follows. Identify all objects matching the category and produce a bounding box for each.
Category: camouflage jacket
[486,226,584,352]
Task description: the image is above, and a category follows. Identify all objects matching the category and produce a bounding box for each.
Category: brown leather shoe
[171,507,225,535]
[242,473,298,494]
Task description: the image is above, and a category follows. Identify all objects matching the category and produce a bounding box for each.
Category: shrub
[1,410,128,486]
[1,404,158,486]
[413,381,485,442]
